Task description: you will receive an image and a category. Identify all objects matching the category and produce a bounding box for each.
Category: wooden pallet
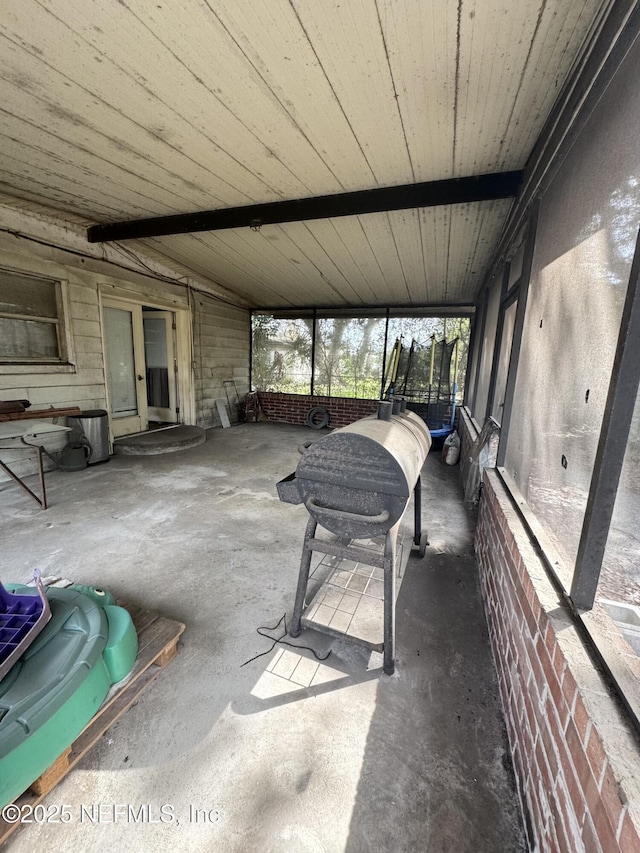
[0,605,185,845]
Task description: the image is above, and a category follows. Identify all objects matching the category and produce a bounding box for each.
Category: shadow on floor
[0,425,525,852]
[342,454,526,853]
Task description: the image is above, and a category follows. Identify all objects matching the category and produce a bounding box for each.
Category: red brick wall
[475,469,640,852]
[257,392,377,428]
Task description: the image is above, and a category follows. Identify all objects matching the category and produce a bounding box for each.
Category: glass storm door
[103,301,148,437]
[142,310,178,423]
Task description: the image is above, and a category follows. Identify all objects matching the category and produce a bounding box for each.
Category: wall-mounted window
[471,271,502,420]
[0,268,69,364]
[387,315,470,401]
[504,202,632,584]
[251,314,312,393]
[314,316,386,398]
[490,297,517,424]
[598,382,640,635]
[252,312,471,400]
[464,29,640,726]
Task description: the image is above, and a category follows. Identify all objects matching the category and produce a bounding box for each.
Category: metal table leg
[0,444,47,509]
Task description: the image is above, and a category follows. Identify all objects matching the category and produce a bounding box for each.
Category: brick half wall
[474,468,640,852]
[257,392,377,428]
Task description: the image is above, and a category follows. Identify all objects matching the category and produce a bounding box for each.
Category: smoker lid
[299,440,407,495]
[296,416,428,498]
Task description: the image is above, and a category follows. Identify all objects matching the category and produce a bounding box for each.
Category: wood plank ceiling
[0,0,608,310]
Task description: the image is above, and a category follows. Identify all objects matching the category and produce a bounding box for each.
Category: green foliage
[252,313,471,400]
[251,315,312,392]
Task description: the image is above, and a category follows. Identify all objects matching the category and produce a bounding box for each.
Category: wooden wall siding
[0,232,249,483]
[193,295,250,429]
[0,1,605,309]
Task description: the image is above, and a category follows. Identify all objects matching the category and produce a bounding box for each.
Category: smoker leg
[413,476,422,545]
[383,529,397,675]
[412,476,429,557]
[290,516,318,638]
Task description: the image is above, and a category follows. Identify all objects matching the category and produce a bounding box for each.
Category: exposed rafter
[87,171,523,243]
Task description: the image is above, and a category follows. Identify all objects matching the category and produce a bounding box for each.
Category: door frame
[102,298,148,437]
[99,287,195,443]
[142,309,178,424]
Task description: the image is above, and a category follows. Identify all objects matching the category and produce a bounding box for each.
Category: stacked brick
[475,469,640,852]
[257,392,377,428]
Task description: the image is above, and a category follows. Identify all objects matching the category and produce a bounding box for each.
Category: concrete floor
[0,422,525,853]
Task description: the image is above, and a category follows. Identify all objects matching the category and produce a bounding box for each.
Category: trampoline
[384,335,460,440]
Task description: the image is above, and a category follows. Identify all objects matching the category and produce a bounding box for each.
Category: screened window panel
[503,33,640,578]
[505,228,630,578]
[490,300,517,424]
[386,316,444,348]
[386,316,470,400]
[465,311,483,407]
[508,243,524,289]
[473,274,502,420]
[599,385,640,617]
[251,315,312,393]
[453,323,469,400]
[314,317,386,398]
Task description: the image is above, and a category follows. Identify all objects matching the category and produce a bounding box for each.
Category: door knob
[137,374,144,380]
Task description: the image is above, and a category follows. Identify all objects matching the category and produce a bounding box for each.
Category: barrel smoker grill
[277,401,432,674]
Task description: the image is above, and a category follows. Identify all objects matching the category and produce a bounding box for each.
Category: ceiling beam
[87,170,522,243]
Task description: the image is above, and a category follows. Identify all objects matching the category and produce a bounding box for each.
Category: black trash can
[67,409,110,464]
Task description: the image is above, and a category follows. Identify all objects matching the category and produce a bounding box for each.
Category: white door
[142,310,178,423]
[103,300,148,437]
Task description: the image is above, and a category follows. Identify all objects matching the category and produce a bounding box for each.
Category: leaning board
[215,398,231,428]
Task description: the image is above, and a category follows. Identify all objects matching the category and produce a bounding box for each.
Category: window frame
[471,205,640,733]
[0,266,74,372]
[251,309,473,399]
